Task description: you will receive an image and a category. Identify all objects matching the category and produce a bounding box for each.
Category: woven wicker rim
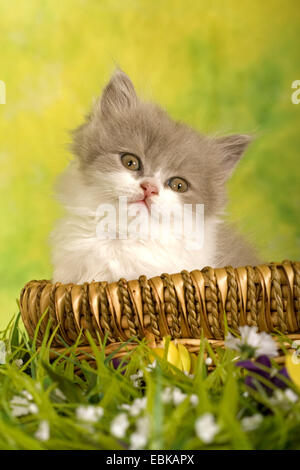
[19,261,300,357]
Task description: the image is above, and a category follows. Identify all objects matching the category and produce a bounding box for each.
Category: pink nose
[140,181,159,198]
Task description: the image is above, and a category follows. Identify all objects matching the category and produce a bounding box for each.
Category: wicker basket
[19,261,300,364]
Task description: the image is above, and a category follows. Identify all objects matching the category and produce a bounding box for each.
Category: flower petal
[177,343,191,374]
[286,354,300,390]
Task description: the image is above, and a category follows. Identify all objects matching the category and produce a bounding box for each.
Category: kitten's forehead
[106,101,212,177]
[71,71,251,218]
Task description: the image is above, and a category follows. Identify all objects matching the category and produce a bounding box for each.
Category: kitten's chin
[129,200,148,208]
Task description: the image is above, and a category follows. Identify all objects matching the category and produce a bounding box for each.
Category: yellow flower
[286,353,300,389]
[149,337,195,374]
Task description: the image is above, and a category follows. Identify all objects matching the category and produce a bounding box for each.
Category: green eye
[120,153,141,171]
[167,177,189,193]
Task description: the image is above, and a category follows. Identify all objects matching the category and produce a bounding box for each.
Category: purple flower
[237,355,290,393]
[111,357,128,374]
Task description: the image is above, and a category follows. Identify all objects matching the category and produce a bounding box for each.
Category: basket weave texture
[20,261,300,357]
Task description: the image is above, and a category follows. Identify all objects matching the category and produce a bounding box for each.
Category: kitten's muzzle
[140,181,159,198]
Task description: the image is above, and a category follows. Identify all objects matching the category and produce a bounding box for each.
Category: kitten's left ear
[98,69,138,117]
[215,134,253,177]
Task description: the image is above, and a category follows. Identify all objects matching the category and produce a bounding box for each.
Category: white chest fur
[50,211,218,284]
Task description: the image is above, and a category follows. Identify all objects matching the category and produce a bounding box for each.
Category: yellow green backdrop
[0,0,299,327]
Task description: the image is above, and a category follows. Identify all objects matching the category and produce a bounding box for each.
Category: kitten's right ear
[96,69,138,117]
[215,133,253,178]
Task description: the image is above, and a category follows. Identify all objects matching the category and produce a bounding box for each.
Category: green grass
[1,312,300,450]
[0,0,300,327]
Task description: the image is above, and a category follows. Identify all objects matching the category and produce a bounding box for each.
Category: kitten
[50,70,259,284]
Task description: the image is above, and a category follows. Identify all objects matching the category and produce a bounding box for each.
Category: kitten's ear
[97,69,138,117]
[215,134,253,177]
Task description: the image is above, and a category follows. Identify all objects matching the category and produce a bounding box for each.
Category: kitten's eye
[167,177,189,193]
[120,153,141,171]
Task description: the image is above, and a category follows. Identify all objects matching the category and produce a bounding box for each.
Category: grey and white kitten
[50,70,259,284]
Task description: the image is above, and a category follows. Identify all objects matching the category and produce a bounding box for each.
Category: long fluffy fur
[50,70,259,284]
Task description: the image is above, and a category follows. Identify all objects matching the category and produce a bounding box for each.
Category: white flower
[129,397,147,417]
[76,405,104,423]
[10,392,38,417]
[225,326,278,358]
[172,387,187,406]
[146,360,157,372]
[136,415,149,432]
[129,432,147,450]
[241,414,263,432]
[110,413,129,439]
[162,387,173,404]
[205,357,213,366]
[0,341,6,364]
[130,370,144,388]
[162,386,192,406]
[291,341,300,362]
[120,397,147,416]
[190,394,199,407]
[22,390,33,401]
[120,403,131,411]
[269,388,299,408]
[129,416,149,450]
[14,358,23,368]
[284,388,299,403]
[35,420,50,441]
[53,388,66,401]
[183,371,194,379]
[161,387,188,406]
[195,413,219,444]
[10,396,30,417]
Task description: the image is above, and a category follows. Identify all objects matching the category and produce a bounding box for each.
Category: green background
[0,0,299,327]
